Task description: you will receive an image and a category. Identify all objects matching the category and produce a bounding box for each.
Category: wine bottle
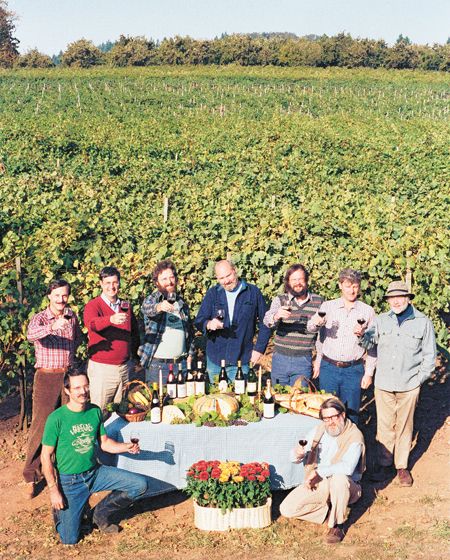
[150,382,161,424]
[195,360,206,395]
[263,379,275,419]
[247,361,257,394]
[167,364,177,399]
[176,363,187,398]
[186,362,195,397]
[234,360,245,395]
[218,359,229,393]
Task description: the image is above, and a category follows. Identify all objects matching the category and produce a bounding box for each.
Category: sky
[10,0,450,56]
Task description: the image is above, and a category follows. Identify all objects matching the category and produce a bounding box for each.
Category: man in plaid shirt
[138,260,195,383]
[23,278,81,498]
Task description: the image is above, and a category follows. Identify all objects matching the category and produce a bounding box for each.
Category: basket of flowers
[184,460,272,530]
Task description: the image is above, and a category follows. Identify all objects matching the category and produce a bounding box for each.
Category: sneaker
[370,465,395,482]
[325,526,345,544]
[397,469,413,487]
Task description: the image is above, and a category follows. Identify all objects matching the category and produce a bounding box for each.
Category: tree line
[7,33,450,72]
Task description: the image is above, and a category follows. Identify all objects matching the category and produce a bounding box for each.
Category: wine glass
[216,308,225,321]
[167,292,176,304]
[357,318,366,325]
[63,306,73,319]
[298,439,308,447]
[130,430,140,445]
[120,300,130,313]
[318,311,326,318]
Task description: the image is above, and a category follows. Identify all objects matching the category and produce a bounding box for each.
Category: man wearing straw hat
[356,280,436,486]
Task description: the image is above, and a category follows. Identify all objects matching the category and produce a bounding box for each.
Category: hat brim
[384,292,415,299]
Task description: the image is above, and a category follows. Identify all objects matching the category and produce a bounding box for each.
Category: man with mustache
[264,264,323,386]
[280,397,365,544]
[138,260,195,383]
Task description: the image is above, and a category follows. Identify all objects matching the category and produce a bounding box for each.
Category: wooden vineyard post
[16,257,28,432]
[163,197,169,222]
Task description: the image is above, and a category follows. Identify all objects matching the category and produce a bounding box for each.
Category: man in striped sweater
[264,264,323,387]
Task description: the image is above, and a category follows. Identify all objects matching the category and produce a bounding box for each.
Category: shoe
[325,526,345,544]
[370,465,394,482]
[397,469,413,487]
[93,491,133,533]
[25,482,36,499]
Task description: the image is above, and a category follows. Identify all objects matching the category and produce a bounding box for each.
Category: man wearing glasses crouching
[280,398,365,544]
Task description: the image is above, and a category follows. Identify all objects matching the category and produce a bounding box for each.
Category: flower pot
[193,498,272,531]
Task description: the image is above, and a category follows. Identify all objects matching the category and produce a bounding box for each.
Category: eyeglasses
[322,412,342,423]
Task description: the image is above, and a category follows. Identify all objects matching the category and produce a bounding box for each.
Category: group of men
[23,259,437,545]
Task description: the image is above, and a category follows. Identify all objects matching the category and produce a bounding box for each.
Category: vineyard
[0,65,449,393]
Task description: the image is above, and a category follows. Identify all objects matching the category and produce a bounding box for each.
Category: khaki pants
[280,474,361,528]
[374,386,420,469]
[87,360,131,412]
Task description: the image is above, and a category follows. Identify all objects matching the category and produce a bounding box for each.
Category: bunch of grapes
[229,419,248,427]
[203,421,217,427]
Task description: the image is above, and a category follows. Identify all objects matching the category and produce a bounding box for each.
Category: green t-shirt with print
[42,403,106,475]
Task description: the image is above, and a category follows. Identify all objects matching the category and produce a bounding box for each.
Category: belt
[36,367,67,374]
[322,355,363,368]
[152,357,178,364]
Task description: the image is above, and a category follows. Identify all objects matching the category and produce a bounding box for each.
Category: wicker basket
[274,377,333,418]
[117,379,151,423]
[193,498,272,531]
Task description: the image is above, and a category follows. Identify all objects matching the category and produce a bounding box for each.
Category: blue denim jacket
[194,280,271,365]
[360,306,436,391]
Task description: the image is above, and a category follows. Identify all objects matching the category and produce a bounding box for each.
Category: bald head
[215,260,239,291]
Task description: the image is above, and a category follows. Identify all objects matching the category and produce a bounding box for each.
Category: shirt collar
[101,293,120,310]
[217,279,247,293]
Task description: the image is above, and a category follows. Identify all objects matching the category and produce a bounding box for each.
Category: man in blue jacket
[195,260,271,380]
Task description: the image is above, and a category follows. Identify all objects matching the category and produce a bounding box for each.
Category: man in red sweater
[83,267,139,412]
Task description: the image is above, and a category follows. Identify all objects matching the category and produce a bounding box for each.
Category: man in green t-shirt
[41,369,149,545]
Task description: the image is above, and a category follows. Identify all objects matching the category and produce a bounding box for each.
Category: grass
[418,493,443,506]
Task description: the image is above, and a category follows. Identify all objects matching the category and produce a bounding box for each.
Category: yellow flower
[232,476,244,483]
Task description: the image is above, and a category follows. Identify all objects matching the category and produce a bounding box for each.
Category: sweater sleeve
[83,300,111,334]
[194,288,215,334]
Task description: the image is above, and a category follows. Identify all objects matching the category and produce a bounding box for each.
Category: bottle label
[218,380,228,393]
[196,381,206,395]
[151,407,161,423]
[234,380,246,394]
[177,384,187,399]
[247,381,257,393]
[248,394,256,405]
[263,403,275,418]
[167,384,177,399]
[186,381,196,396]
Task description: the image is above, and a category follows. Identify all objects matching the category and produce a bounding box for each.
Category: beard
[288,287,307,298]
[325,419,345,437]
[392,303,409,315]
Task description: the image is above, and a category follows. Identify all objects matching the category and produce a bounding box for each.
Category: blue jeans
[206,357,249,382]
[270,352,312,387]
[145,358,187,385]
[56,465,148,545]
[319,360,364,424]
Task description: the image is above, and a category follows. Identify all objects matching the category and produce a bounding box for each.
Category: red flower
[247,475,256,481]
[211,469,221,479]
[261,469,270,477]
[257,475,266,482]
[187,470,194,477]
[199,471,210,481]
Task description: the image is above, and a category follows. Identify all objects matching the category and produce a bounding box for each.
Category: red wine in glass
[120,301,130,313]
[318,311,326,318]
[167,292,176,304]
[216,308,225,321]
[357,318,365,325]
[63,307,73,319]
[130,437,139,444]
[298,439,308,447]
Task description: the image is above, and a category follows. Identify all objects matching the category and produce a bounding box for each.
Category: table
[103,412,320,497]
